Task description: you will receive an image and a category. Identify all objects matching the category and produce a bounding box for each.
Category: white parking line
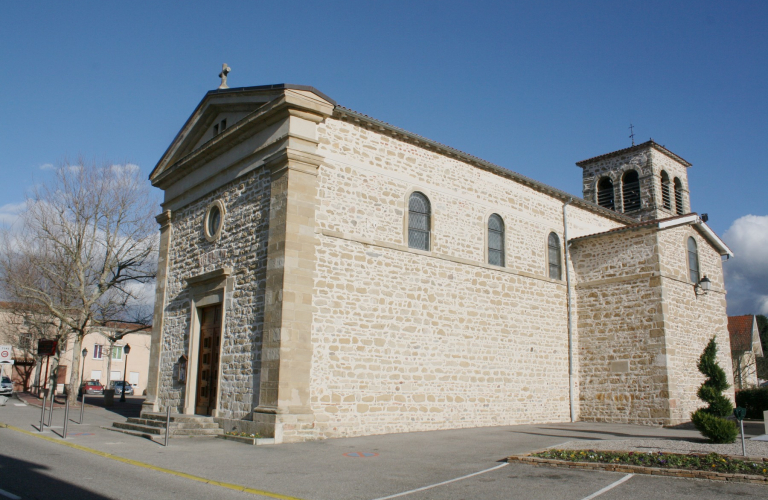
[580,474,634,500]
[0,487,21,500]
[371,462,509,500]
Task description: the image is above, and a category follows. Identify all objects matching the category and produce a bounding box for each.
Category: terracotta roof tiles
[728,315,756,353]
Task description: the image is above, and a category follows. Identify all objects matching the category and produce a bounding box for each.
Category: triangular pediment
[150,84,336,182]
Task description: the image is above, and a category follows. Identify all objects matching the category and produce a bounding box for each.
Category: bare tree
[0,160,158,403]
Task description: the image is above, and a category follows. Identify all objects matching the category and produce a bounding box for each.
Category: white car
[0,376,12,396]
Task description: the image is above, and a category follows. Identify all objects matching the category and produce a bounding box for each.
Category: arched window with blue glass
[687,237,699,284]
[488,214,505,267]
[548,232,562,280]
[408,192,431,251]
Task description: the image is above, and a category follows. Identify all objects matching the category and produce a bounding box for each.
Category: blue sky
[1,1,767,313]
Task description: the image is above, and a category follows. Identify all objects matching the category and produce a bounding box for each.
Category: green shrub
[691,337,738,443]
[735,387,768,420]
[691,410,738,443]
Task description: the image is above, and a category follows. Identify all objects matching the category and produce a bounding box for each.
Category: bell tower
[576,140,692,222]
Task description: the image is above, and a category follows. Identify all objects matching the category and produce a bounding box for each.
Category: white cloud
[723,214,768,315]
[110,163,141,176]
[0,201,27,226]
[39,163,54,170]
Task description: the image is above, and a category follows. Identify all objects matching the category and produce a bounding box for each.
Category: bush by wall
[735,387,768,420]
[691,337,738,443]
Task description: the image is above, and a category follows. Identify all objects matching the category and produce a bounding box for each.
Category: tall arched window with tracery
[687,237,699,283]
[622,170,641,212]
[548,232,561,280]
[408,192,431,251]
[488,214,505,266]
[660,171,671,210]
[674,178,684,215]
[597,177,615,210]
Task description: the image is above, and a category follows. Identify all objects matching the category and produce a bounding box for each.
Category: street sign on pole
[37,340,57,356]
[0,345,12,364]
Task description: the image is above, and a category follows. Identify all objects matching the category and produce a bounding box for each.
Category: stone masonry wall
[650,149,690,217]
[307,117,624,439]
[571,228,671,425]
[657,225,733,424]
[158,167,271,418]
[580,146,690,222]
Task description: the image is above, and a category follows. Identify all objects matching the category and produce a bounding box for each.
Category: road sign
[734,407,747,421]
[37,339,57,356]
[0,345,12,364]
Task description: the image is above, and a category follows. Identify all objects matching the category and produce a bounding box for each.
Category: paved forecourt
[0,398,766,500]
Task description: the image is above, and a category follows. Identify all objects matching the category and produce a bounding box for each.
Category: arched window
[548,232,561,280]
[408,192,431,251]
[674,178,684,215]
[488,214,505,267]
[596,177,615,210]
[622,170,641,212]
[687,237,699,283]
[660,171,671,210]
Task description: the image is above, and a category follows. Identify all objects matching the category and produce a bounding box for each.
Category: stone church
[143,81,734,443]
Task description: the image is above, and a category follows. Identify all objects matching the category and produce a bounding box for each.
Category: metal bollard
[62,396,70,439]
[79,394,86,424]
[164,405,171,447]
[39,394,47,432]
[740,419,746,456]
[46,391,55,427]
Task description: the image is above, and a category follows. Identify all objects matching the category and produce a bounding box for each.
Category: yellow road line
[1,422,305,500]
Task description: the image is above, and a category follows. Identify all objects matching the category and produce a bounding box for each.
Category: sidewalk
[15,391,144,417]
[1,399,767,500]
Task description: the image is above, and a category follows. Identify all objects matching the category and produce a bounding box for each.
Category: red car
[80,380,104,395]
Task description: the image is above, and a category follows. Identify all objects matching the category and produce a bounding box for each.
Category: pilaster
[252,148,323,443]
[143,210,173,414]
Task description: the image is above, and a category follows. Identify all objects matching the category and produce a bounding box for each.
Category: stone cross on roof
[218,64,231,90]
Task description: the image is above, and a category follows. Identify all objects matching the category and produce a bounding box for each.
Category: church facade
[144,83,734,443]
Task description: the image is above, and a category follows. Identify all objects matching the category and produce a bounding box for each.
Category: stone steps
[127,417,222,430]
[109,412,224,438]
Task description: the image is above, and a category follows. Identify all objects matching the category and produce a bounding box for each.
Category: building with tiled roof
[728,315,764,389]
[138,80,736,443]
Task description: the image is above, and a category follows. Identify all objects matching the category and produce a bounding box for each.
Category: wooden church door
[195,305,221,415]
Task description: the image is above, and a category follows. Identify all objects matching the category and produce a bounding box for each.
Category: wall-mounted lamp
[694,275,711,296]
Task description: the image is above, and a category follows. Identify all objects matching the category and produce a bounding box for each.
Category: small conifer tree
[691,337,738,443]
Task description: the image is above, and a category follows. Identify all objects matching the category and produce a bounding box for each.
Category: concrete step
[126,418,222,430]
[112,421,163,435]
[171,428,224,436]
[140,412,216,424]
[126,417,167,428]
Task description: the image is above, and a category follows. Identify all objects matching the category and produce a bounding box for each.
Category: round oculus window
[204,201,225,242]
[208,206,221,236]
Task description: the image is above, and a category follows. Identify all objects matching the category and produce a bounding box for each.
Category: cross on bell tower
[218,64,231,90]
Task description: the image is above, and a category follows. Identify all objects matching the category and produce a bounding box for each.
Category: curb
[217,434,276,445]
[507,455,768,485]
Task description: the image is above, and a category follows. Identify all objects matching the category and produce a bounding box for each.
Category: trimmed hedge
[691,337,738,443]
[735,387,768,420]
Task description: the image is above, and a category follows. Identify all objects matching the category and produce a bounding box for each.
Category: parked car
[110,380,134,396]
[0,376,12,396]
[80,380,104,395]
